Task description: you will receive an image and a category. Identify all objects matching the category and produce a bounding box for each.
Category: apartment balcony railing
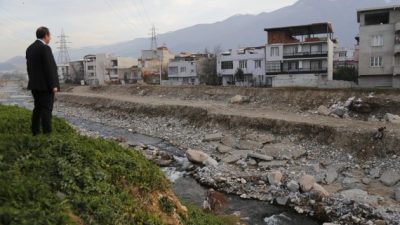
[283,51,328,59]
[266,67,328,74]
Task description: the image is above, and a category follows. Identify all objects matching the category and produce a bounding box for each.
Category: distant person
[26,26,60,136]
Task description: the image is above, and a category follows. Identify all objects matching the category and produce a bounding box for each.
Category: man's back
[26,40,59,91]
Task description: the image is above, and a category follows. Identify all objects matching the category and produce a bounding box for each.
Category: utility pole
[56,29,71,83]
[150,24,158,50]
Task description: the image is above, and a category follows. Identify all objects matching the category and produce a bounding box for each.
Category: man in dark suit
[26,27,60,136]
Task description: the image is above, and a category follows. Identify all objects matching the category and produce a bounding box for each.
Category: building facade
[83,54,109,86]
[106,57,138,84]
[217,47,266,86]
[333,47,358,70]
[167,53,212,86]
[357,5,400,88]
[140,46,175,84]
[69,60,84,84]
[264,23,335,87]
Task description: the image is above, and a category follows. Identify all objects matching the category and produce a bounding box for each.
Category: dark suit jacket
[26,40,60,91]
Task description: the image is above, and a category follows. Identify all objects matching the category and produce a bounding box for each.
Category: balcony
[283,50,328,59]
[394,66,400,76]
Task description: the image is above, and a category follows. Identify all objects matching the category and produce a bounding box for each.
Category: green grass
[0,105,233,225]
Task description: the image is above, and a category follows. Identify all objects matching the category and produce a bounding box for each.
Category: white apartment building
[217,47,266,86]
[167,53,211,85]
[357,5,400,88]
[106,57,138,83]
[83,54,109,86]
[264,23,335,87]
[333,47,358,70]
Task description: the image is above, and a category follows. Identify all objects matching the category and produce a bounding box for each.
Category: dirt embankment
[58,90,400,158]
[70,85,400,116]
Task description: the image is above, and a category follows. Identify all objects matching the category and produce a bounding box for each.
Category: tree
[198,45,222,86]
[234,68,244,82]
[333,67,358,83]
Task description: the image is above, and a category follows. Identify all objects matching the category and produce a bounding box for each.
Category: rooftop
[357,5,400,22]
[264,22,333,35]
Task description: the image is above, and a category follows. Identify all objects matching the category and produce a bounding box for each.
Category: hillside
[0,105,232,225]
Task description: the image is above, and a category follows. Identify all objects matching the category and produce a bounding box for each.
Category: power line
[150,24,158,50]
[103,0,139,36]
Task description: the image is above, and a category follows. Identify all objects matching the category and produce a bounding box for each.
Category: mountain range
[0,0,394,72]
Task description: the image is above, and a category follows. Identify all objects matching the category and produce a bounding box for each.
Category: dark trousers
[31,90,54,135]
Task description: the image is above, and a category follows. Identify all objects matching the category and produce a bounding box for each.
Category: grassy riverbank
[0,105,233,225]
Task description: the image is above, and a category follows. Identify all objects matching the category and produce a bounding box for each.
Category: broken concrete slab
[211,142,232,154]
[236,139,263,150]
[203,133,223,142]
[248,152,273,161]
[258,160,288,168]
[222,150,252,164]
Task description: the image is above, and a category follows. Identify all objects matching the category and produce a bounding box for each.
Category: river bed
[0,81,321,225]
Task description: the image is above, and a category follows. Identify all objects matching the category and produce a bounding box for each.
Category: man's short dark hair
[36,27,50,39]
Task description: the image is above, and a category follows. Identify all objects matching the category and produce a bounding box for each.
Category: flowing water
[0,80,321,225]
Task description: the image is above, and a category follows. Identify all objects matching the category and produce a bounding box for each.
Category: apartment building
[140,46,175,84]
[333,47,358,70]
[69,60,84,84]
[83,54,109,86]
[264,23,335,87]
[57,64,69,84]
[167,53,211,85]
[106,57,138,83]
[357,5,400,88]
[217,46,266,86]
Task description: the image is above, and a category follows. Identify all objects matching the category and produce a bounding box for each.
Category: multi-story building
[333,47,358,70]
[217,46,266,86]
[167,53,212,85]
[140,46,175,84]
[83,54,109,86]
[264,23,335,87]
[57,64,69,84]
[69,60,84,84]
[106,57,138,83]
[357,5,400,88]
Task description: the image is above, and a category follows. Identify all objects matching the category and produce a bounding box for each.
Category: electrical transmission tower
[150,25,158,50]
[56,29,71,65]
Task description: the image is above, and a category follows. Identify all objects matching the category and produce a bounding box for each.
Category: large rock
[203,133,223,142]
[237,140,263,150]
[212,142,232,154]
[325,167,338,184]
[386,113,400,124]
[229,95,250,104]
[221,135,238,148]
[318,105,331,116]
[395,187,400,202]
[222,150,251,164]
[261,143,306,160]
[340,189,379,205]
[380,170,400,187]
[268,171,283,186]
[186,149,210,164]
[287,180,300,192]
[311,183,330,197]
[276,196,289,206]
[298,175,316,192]
[248,152,273,161]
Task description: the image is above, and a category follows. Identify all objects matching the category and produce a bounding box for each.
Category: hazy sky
[0,0,297,61]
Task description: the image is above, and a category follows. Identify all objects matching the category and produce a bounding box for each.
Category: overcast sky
[0,0,297,61]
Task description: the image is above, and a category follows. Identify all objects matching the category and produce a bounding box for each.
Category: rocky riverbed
[56,100,400,225]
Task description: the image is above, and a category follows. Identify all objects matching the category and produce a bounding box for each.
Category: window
[266,62,281,72]
[88,66,94,70]
[168,66,178,75]
[370,56,383,67]
[396,32,400,44]
[180,67,186,73]
[239,60,247,69]
[255,60,262,69]
[271,47,279,57]
[372,35,383,47]
[221,61,233,70]
[338,52,347,57]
